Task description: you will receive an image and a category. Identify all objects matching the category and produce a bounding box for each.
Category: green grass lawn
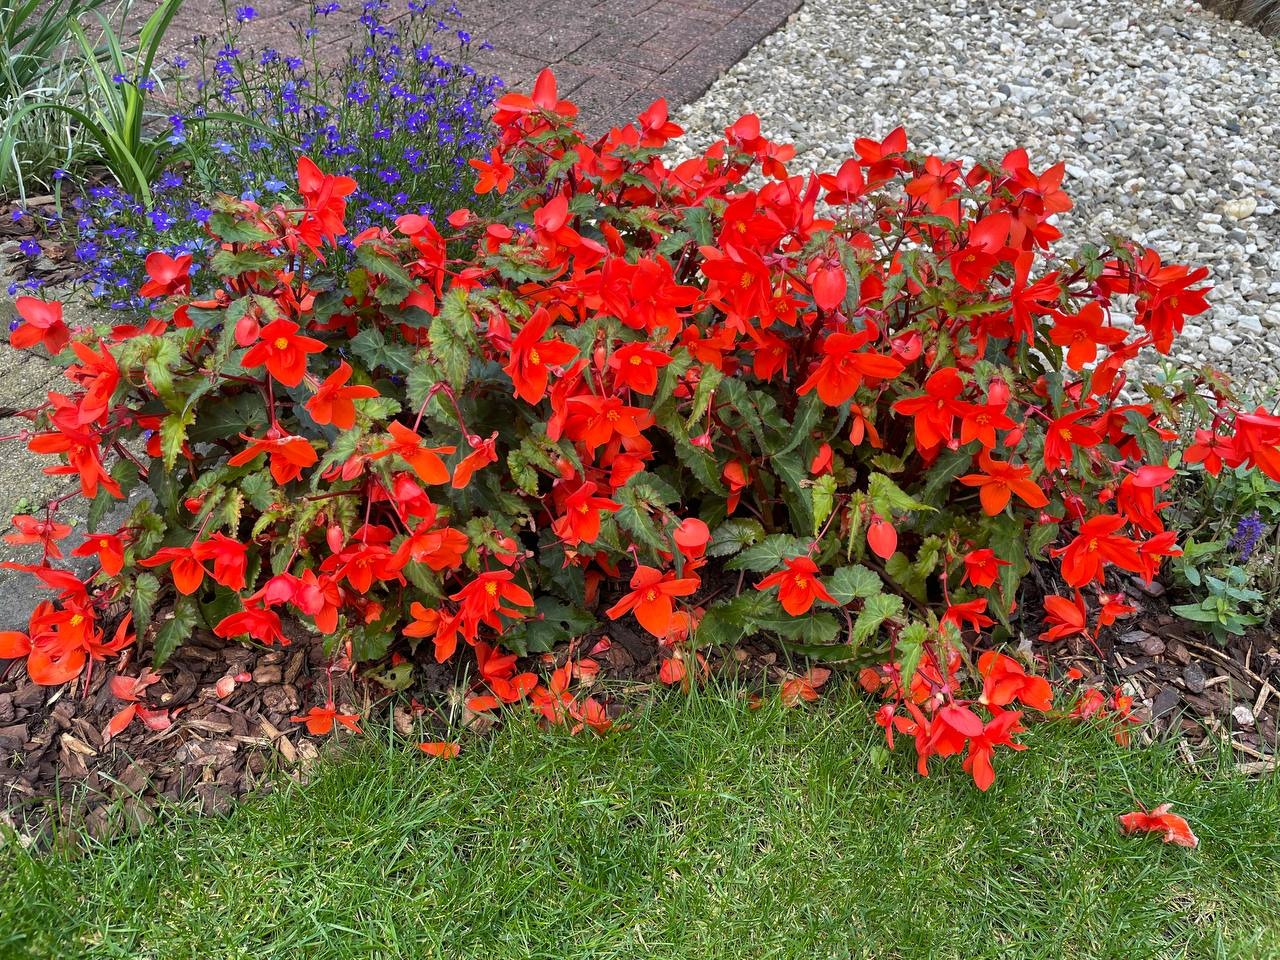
[2,687,1278,960]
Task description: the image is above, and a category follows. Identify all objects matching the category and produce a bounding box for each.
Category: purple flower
[18,238,41,257]
[236,5,257,21]
[1230,511,1266,563]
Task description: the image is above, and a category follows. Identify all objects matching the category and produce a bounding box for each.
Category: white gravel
[677,0,1280,390]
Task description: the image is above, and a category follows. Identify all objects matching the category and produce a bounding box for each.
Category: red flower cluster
[3,72,1274,787]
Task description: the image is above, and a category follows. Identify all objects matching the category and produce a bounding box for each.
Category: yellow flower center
[739,273,753,289]
[794,576,808,588]
[644,589,658,602]
[629,355,643,365]
[274,337,289,349]
[485,581,498,596]
[70,614,84,627]
[99,538,110,549]
[529,349,542,365]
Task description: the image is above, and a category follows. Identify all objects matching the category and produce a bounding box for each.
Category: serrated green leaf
[896,621,928,689]
[351,326,413,375]
[685,363,724,428]
[769,394,822,457]
[430,289,475,389]
[826,564,882,604]
[707,518,766,558]
[695,592,774,647]
[131,573,161,634]
[811,473,837,536]
[160,408,194,471]
[188,392,269,443]
[152,596,199,667]
[761,611,841,646]
[210,248,282,278]
[726,534,812,573]
[869,471,936,516]
[852,593,904,644]
[503,598,597,655]
[771,451,814,534]
[208,211,274,244]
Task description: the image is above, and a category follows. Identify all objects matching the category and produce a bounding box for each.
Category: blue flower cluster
[26,0,499,309]
[1230,511,1266,563]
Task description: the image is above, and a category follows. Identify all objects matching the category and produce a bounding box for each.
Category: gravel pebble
[678,0,1280,390]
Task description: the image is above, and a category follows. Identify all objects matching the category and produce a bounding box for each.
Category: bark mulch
[2,578,1276,849]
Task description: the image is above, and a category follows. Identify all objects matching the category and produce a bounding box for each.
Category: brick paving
[457,0,803,130]
[168,0,802,133]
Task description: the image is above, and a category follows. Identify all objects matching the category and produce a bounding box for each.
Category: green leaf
[695,592,774,647]
[811,473,838,536]
[707,518,766,558]
[503,598,597,655]
[757,611,841,646]
[239,471,275,512]
[426,287,479,391]
[369,662,415,691]
[188,392,269,443]
[896,621,928,689]
[351,326,413,375]
[725,534,812,573]
[615,479,671,553]
[869,472,936,516]
[685,363,724,428]
[768,394,822,457]
[770,451,814,534]
[507,447,540,496]
[988,514,1030,624]
[159,408,194,471]
[1171,603,1220,624]
[921,448,973,503]
[210,248,282,278]
[852,593,904,644]
[131,573,161,634]
[208,211,274,244]
[152,596,199,667]
[355,244,415,301]
[826,565,882,604]
[1027,521,1060,560]
[652,396,724,495]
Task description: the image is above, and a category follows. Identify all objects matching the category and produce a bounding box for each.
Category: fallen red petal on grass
[419,741,461,758]
[659,656,686,685]
[780,667,832,707]
[1119,803,1199,848]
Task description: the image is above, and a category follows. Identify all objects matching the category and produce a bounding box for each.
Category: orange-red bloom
[306,361,379,429]
[138,251,193,298]
[605,564,700,637]
[504,308,578,404]
[10,297,70,353]
[959,453,1048,515]
[756,556,835,615]
[369,421,455,485]
[242,318,327,387]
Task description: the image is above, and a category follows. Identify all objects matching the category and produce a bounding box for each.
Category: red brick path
[169,0,801,133]
[458,0,802,130]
